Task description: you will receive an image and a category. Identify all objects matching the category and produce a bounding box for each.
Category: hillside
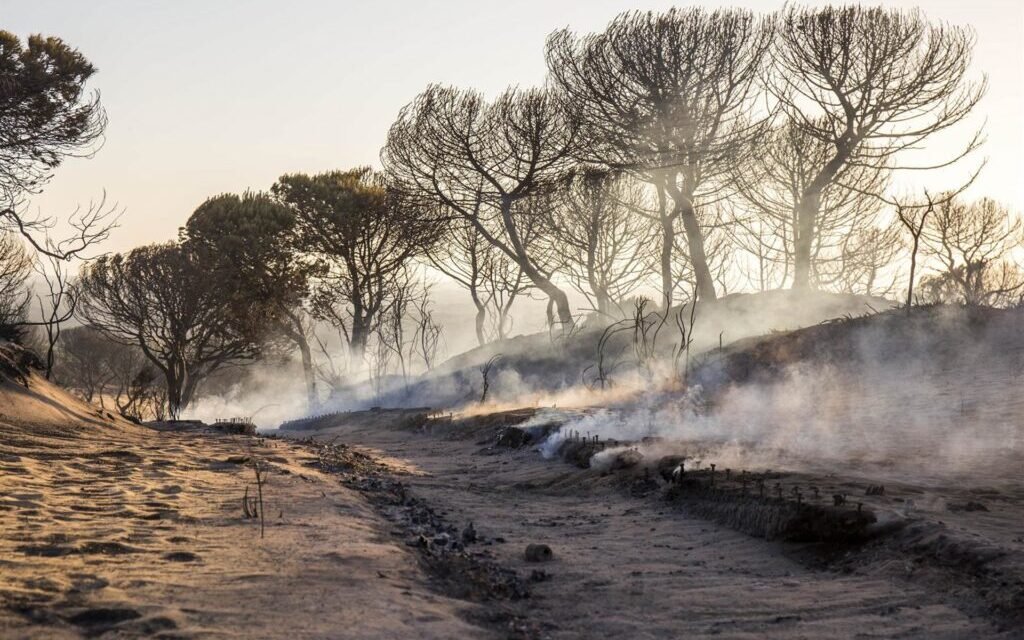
[331,289,895,412]
[0,341,139,440]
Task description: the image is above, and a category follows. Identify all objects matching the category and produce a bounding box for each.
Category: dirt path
[293,417,1017,640]
[0,420,489,639]
[2,406,1017,639]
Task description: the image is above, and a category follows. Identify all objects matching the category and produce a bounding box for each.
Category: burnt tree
[547,8,772,304]
[383,86,577,328]
[771,5,985,289]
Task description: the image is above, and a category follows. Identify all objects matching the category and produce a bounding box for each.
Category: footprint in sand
[66,607,142,631]
[15,543,77,557]
[67,573,110,593]
[79,541,140,555]
[163,551,200,562]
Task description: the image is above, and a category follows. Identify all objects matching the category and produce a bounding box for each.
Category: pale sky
[4,0,1023,254]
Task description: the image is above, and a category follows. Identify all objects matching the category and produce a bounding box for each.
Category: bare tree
[546,169,655,316]
[366,326,394,399]
[383,86,578,327]
[428,215,529,346]
[33,252,78,380]
[312,329,352,399]
[376,273,416,389]
[921,198,1023,306]
[13,199,117,374]
[834,225,904,297]
[373,274,447,389]
[732,120,890,288]
[729,216,789,292]
[0,233,32,341]
[770,5,986,289]
[479,354,502,404]
[411,286,444,372]
[895,193,937,309]
[672,205,735,301]
[483,252,529,341]
[547,8,773,304]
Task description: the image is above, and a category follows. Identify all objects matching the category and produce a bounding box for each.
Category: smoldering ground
[544,305,1024,485]
[193,294,1022,490]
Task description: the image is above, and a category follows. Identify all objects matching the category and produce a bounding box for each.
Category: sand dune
[0,372,485,639]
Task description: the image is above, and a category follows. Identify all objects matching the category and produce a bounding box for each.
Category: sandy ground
[0,378,487,639]
[2,360,1021,638]
[289,414,1023,639]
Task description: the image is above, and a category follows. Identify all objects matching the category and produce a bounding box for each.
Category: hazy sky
[3,0,1023,253]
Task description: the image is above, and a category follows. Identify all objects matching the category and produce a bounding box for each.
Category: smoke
[184,362,311,431]
[202,289,1022,489]
[538,306,1024,485]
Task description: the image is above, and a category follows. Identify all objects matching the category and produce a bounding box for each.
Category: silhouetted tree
[732,120,891,288]
[770,5,985,289]
[273,169,434,362]
[383,86,577,327]
[548,8,773,304]
[33,252,78,380]
[77,243,265,419]
[895,192,938,310]
[411,286,443,371]
[546,169,655,316]
[427,216,528,346]
[834,225,904,297]
[0,31,112,259]
[922,197,1023,306]
[181,191,321,410]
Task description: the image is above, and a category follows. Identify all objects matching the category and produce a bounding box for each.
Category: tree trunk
[793,146,850,290]
[165,370,183,421]
[296,333,318,412]
[676,200,718,302]
[793,190,820,289]
[180,371,200,418]
[594,288,611,316]
[659,217,674,311]
[662,177,717,302]
[470,288,487,346]
[536,278,572,328]
[906,235,920,309]
[585,260,611,316]
[584,241,610,316]
[653,183,674,311]
[497,198,573,327]
[282,311,318,412]
[350,316,369,362]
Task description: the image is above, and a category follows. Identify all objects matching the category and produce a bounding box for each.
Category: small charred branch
[479,354,503,404]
